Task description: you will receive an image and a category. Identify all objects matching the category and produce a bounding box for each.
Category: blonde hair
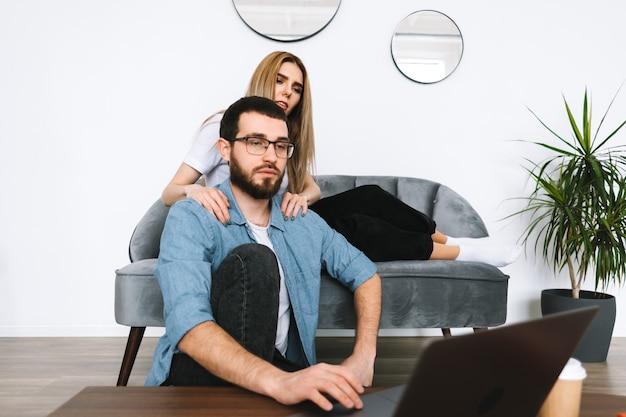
[200,52,316,194]
[245,51,316,194]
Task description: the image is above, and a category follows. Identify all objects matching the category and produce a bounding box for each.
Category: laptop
[289,307,598,417]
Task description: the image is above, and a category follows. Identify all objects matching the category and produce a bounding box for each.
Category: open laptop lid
[392,306,598,417]
[289,306,598,417]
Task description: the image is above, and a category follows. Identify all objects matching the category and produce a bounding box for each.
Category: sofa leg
[116,326,146,386]
[473,327,488,333]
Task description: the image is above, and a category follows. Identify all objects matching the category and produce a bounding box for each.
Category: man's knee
[218,244,280,291]
[228,243,278,274]
[211,243,281,341]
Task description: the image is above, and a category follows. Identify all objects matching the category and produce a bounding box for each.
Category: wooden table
[48,386,626,417]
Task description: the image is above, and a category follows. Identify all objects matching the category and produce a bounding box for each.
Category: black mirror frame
[390,10,464,84]
[232,0,342,42]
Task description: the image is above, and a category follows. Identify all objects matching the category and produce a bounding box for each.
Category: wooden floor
[1,336,625,417]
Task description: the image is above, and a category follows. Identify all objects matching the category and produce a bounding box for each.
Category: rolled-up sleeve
[147,199,241,385]
[320,223,377,291]
[155,200,219,348]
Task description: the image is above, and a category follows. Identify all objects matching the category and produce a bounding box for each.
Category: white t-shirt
[184,113,289,193]
[248,223,291,356]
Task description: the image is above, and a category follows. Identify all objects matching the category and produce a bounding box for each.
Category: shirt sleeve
[154,200,219,347]
[318,218,378,292]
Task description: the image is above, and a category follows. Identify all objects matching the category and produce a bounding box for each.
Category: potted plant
[512,87,626,362]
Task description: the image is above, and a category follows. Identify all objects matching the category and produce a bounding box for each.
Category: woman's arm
[161,163,202,206]
[161,162,230,223]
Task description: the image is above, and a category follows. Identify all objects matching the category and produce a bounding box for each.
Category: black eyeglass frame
[228,136,295,159]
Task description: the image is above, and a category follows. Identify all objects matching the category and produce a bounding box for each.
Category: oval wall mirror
[233,0,341,42]
[391,10,464,84]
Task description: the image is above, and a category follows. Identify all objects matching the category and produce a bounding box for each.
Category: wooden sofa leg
[116,326,146,386]
[473,327,488,333]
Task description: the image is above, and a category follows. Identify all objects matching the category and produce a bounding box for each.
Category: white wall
[1,0,625,337]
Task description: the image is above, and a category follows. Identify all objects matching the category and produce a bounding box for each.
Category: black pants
[310,185,436,261]
[162,244,303,386]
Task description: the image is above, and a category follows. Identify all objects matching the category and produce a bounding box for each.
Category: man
[146,96,382,412]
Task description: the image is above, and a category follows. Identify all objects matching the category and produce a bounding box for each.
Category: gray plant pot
[540,289,616,362]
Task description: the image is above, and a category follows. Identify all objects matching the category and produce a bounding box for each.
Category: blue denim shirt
[146,181,377,386]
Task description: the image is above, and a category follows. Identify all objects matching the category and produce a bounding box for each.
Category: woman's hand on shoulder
[280,192,309,220]
[186,184,230,224]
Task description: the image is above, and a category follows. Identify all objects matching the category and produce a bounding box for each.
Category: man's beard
[230,154,284,199]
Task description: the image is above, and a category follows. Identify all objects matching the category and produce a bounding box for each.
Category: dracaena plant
[512,87,626,298]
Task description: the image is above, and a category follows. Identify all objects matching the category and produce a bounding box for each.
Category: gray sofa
[114,175,509,385]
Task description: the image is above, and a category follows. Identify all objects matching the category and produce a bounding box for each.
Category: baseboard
[0,325,165,337]
[316,328,447,337]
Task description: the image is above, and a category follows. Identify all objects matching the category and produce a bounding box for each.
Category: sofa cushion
[115,259,165,327]
[319,260,508,329]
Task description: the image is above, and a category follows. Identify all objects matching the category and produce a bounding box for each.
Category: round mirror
[233,0,342,42]
[391,10,464,84]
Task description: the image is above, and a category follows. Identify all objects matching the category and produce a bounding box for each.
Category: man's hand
[185,185,231,223]
[280,192,309,220]
[180,323,363,412]
[267,362,365,411]
[341,352,375,387]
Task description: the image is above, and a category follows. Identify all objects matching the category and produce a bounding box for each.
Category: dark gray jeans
[163,243,301,386]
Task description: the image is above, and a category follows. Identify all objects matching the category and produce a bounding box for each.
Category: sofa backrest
[128,199,170,262]
[315,175,489,239]
[128,175,489,262]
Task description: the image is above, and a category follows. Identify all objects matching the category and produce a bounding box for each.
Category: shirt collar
[216,180,287,231]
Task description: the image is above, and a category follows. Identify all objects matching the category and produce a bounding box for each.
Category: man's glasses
[229,136,295,159]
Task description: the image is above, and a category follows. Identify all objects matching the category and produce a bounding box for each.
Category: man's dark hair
[220,96,288,140]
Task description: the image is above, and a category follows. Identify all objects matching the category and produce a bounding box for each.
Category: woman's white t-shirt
[184,113,289,193]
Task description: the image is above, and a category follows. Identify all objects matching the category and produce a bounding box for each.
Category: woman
[162,51,320,222]
[162,51,520,267]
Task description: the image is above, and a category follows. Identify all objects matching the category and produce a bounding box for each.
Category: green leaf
[511,86,626,292]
